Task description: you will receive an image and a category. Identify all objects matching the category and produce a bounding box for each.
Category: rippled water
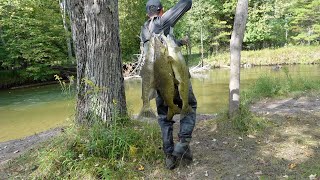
[0,65,319,142]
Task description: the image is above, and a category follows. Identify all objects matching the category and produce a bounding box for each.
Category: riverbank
[205,45,320,68]
[0,114,215,179]
[0,128,63,168]
[1,67,320,179]
[2,46,319,90]
[1,92,319,179]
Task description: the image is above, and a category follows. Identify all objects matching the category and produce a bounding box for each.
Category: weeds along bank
[2,118,163,179]
[205,46,320,67]
[230,67,320,133]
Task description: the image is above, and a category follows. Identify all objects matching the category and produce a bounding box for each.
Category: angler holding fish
[139,0,197,170]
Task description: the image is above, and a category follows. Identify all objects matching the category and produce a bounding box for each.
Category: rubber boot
[165,154,177,170]
[172,138,193,161]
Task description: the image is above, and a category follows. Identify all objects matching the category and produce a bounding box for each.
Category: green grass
[4,118,162,179]
[205,46,320,67]
[229,67,320,133]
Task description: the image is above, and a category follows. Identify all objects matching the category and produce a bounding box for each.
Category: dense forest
[0,0,319,87]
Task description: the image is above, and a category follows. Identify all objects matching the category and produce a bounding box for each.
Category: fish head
[161,34,181,59]
[154,34,168,57]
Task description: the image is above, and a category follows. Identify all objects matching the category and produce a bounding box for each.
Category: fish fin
[167,106,181,121]
[148,89,157,100]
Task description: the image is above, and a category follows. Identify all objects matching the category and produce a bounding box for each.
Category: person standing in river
[140,0,197,170]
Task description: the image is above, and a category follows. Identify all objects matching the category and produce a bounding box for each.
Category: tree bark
[69,0,127,125]
[201,26,204,67]
[187,26,192,65]
[229,0,248,118]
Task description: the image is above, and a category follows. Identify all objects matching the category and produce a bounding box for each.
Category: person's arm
[161,0,192,30]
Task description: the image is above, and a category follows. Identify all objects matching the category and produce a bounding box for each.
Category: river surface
[0,65,319,142]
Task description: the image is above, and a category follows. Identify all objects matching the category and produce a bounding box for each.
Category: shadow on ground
[148,94,320,179]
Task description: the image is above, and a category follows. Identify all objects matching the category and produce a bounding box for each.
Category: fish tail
[137,106,157,119]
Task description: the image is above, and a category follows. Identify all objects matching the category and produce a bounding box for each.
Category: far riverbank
[1,46,319,90]
[205,45,320,68]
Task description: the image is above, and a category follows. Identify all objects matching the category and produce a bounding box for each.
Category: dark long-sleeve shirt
[140,0,192,46]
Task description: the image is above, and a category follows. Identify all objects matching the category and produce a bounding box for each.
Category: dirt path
[148,94,320,179]
[0,128,63,168]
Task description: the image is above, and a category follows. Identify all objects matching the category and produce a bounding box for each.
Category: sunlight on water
[0,65,319,142]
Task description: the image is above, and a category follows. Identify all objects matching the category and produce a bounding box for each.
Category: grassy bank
[203,46,320,67]
[2,68,320,179]
[230,67,320,133]
[2,118,163,179]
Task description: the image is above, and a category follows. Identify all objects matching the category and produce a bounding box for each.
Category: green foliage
[244,68,320,103]
[231,103,267,133]
[1,0,319,84]
[120,0,320,56]
[119,0,147,62]
[0,70,24,88]
[289,0,320,45]
[0,0,68,82]
[54,74,75,98]
[31,120,162,179]
[185,0,235,53]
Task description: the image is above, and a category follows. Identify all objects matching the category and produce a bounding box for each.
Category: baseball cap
[146,0,163,16]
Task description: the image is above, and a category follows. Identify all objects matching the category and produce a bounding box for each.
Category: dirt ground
[148,94,320,179]
[0,128,62,168]
[0,94,319,179]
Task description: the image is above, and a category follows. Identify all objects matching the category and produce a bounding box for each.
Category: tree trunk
[187,26,192,65]
[229,0,248,118]
[59,0,73,63]
[201,26,204,67]
[69,0,127,125]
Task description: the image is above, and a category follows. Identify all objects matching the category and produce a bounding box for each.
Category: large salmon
[137,38,157,119]
[138,33,192,121]
[153,35,181,121]
[161,34,193,119]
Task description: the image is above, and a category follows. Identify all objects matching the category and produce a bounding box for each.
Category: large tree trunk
[229,0,248,118]
[69,0,127,125]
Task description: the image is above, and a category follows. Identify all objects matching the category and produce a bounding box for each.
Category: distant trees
[69,0,127,125]
[289,0,320,45]
[118,0,146,62]
[0,0,69,81]
[244,0,320,49]
[178,0,320,52]
[0,0,319,85]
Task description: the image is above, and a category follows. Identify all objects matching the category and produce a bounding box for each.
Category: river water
[0,65,319,142]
